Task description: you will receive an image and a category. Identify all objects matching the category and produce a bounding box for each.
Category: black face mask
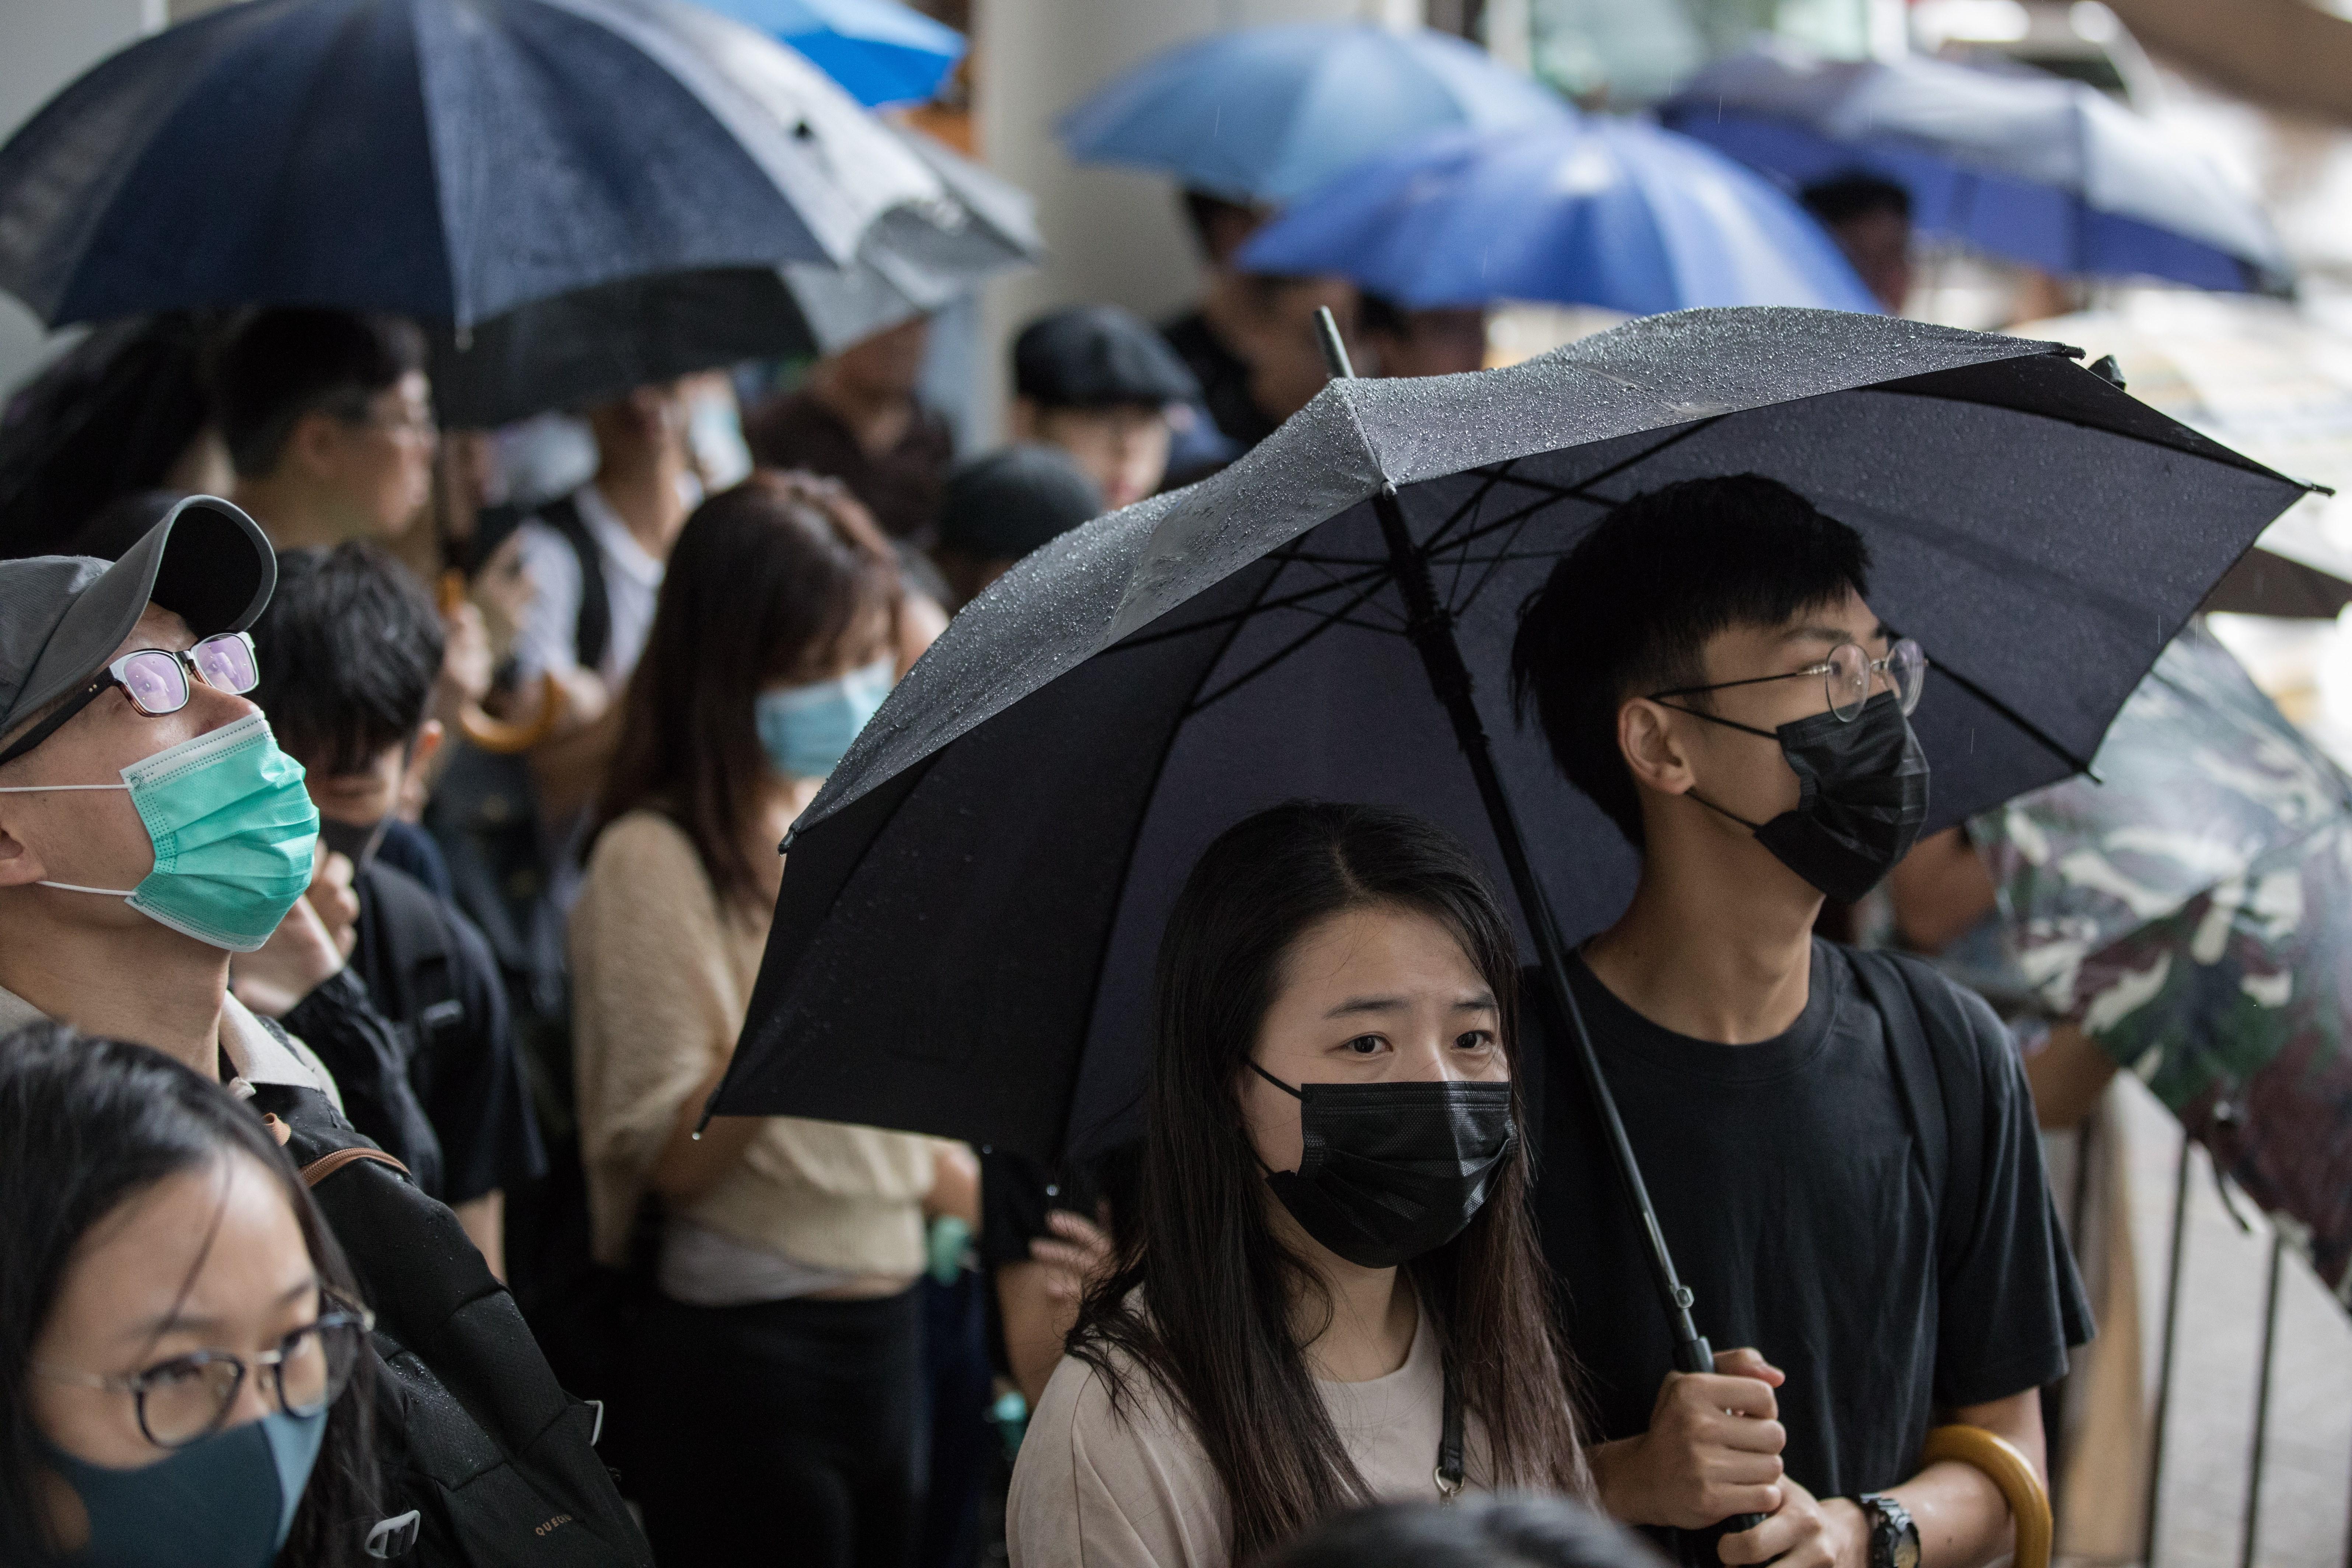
[1684,688,1930,902]
[316,815,391,873]
[1249,1063,1516,1269]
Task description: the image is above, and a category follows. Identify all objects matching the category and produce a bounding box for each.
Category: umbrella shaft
[1371,484,1707,1356]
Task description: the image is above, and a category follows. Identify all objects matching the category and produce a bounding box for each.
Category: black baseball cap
[1014,305,1201,410]
[0,495,276,756]
[937,446,1105,563]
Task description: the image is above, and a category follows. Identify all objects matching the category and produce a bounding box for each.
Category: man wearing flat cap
[1011,305,1206,510]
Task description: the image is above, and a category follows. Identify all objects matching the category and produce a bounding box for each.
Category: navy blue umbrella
[1237,118,1879,315]
[1058,22,1569,206]
[0,0,941,329]
[1660,45,2290,293]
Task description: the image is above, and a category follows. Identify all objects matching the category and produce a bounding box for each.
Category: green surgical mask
[0,713,318,951]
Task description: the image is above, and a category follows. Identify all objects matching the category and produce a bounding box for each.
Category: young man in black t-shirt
[1509,476,2090,1568]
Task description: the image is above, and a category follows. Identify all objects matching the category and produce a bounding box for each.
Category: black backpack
[253,1074,653,1568]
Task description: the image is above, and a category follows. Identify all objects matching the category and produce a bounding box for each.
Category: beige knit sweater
[570,810,942,1275]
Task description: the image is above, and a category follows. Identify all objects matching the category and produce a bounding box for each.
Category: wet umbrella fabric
[1660,46,2290,294]
[713,306,2308,1169]
[1057,22,1570,206]
[1971,624,2352,1286]
[1236,118,1879,315]
[0,0,941,331]
[428,125,1039,426]
[698,0,964,108]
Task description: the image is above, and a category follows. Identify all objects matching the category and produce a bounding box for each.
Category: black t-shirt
[1530,942,2090,1511]
[1161,310,1277,452]
[353,861,548,1206]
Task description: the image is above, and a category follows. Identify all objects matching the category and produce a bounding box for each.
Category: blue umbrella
[1660,45,2290,293]
[1236,118,1879,315]
[0,0,942,330]
[696,0,963,108]
[1058,22,1569,206]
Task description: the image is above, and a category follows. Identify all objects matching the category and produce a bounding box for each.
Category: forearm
[648,1059,763,1202]
[454,1190,505,1280]
[1884,1462,2011,1568]
[1887,1391,2045,1568]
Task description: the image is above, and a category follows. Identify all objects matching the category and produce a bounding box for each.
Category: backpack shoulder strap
[1847,948,1984,1278]
[539,493,610,674]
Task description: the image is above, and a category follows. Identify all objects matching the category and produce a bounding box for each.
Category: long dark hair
[1073,802,1588,1560]
[0,1023,377,1568]
[595,470,901,912]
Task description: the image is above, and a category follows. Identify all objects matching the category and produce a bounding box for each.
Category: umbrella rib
[1463,416,1731,514]
[1450,496,1549,618]
[1930,661,2098,776]
[1181,569,1402,717]
[1109,562,1396,653]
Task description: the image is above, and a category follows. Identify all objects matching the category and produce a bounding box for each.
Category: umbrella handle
[1921,1425,2051,1568]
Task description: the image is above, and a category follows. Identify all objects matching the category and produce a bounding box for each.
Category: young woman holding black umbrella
[1008,801,1589,1567]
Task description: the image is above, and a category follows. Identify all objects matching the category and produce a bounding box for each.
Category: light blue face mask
[42,1405,326,1568]
[756,658,894,781]
[0,713,318,951]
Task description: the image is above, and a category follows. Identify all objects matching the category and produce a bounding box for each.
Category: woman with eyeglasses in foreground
[1008,802,1591,1568]
[0,1021,377,1568]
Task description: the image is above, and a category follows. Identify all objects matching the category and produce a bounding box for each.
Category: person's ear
[286,410,347,482]
[1618,697,1698,799]
[0,809,49,888]
[402,721,444,798]
[1008,398,1040,441]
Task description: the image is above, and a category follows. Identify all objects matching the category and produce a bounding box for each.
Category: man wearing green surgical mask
[0,496,654,1567]
[0,497,334,1090]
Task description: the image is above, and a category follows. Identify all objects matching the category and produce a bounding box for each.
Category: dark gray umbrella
[427,124,1041,426]
[0,0,941,331]
[713,305,2307,1369]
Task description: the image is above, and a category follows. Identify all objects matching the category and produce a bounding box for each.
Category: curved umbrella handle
[437,570,568,754]
[1921,1424,2052,1568]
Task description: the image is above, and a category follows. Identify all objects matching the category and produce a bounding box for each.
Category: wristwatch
[1854,1494,1921,1568]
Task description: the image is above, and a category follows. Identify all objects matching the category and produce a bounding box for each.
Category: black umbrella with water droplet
[710,303,2310,1396]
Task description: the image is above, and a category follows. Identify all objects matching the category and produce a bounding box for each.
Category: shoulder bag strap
[1435,1355,1466,1500]
[1849,950,1953,1256]
[300,1146,413,1187]
[540,495,611,674]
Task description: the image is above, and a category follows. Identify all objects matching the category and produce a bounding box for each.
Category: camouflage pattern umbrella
[1974,622,2352,1288]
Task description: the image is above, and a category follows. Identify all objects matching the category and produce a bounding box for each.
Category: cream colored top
[1008,1305,1478,1568]
[570,810,946,1277]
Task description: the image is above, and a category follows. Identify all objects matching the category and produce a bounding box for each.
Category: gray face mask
[1682,689,1931,901]
[42,1406,326,1568]
[1250,1063,1516,1268]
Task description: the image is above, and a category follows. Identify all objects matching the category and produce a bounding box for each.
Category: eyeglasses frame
[0,632,260,771]
[1648,636,1926,723]
[34,1297,375,1450]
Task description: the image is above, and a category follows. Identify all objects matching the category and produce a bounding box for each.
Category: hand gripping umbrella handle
[1314,308,1757,1532]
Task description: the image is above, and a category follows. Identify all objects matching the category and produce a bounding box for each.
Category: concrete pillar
[970,0,1424,446]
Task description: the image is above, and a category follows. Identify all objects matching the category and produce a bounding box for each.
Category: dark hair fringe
[248,542,446,778]
[213,309,426,479]
[0,1023,377,1568]
[1508,475,1871,846]
[594,469,902,913]
[1071,802,1590,1562]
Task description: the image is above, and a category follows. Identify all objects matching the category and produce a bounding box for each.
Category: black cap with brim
[0,496,276,743]
[1014,305,1202,409]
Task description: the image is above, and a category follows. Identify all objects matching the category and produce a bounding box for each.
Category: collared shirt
[511,482,671,688]
[0,981,343,1111]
